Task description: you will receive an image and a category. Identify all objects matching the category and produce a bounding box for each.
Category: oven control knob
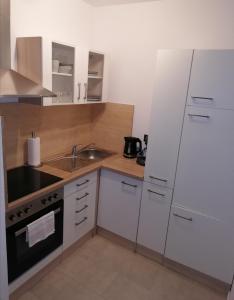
[41,199,47,205]
[17,211,23,217]
[24,207,31,214]
[48,196,52,202]
[53,193,58,198]
[9,214,16,222]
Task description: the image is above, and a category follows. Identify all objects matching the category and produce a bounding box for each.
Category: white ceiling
[84,0,159,7]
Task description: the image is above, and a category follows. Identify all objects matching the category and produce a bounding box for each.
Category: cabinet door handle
[173,213,193,222]
[75,217,87,226]
[188,114,210,119]
[77,83,81,100]
[149,176,167,183]
[76,204,88,214]
[76,192,89,201]
[191,96,214,101]
[84,83,88,100]
[148,189,165,197]
[76,179,89,187]
[121,181,137,188]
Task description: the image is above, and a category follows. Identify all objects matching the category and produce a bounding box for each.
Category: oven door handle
[14,207,61,237]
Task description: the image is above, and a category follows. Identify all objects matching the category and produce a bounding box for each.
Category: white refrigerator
[0,117,9,300]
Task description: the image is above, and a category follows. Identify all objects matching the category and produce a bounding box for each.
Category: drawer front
[64,171,97,197]
[98,169,142,242]
[165,205,234,284]
[137,183,172,254]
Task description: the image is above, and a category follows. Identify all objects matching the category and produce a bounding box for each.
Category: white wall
[92,0,234,138]
[11,0,94,66]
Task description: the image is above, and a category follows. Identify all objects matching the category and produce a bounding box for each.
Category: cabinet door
[75,46,89,104]
[137,183,172,254]
[173,106,234,224]
[188,50,234,110]
[144,50,193,188]
[165,206,234,284]
[98,169,142,242]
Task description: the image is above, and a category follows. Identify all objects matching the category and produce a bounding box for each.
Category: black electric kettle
[123,137,142,159]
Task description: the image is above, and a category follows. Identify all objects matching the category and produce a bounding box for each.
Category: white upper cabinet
[16,37,106,105]
[144,50,193,188]
[187,50,234,110]
[172,106,234,225]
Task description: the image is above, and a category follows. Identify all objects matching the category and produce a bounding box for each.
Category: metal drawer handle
[191,96,214,101]
[76,192,89,201]
[77,179,89,187]
[173,213,193,222]
[15,208,61,237]
[188,114,210,119]
[77,83,81,100]
[121,181,137,188]
[148,189,165,197]
[76,205,88,214]
[84,83,88,100]
[75,217,87,227]
[149,176,167,183]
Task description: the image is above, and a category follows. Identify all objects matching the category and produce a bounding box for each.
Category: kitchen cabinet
[144,50,193,189]
[187,50,234,110]
[98,169,142,242]
[171,106,234,224]
[137,182,172,254]
[165,205,234,284]
[16,37,107,105]
[63,171,97,250]
[87,51,105,102]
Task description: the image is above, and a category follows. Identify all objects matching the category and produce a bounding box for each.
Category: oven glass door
[6,200,63,283]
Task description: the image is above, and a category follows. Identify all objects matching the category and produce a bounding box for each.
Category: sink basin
[45,148,113,172]
[78,149,112,161]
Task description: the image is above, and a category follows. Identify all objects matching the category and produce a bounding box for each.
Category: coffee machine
[136,134,148,166]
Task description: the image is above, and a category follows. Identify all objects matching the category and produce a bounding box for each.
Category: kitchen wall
[0,103,133,169]
[11,0,94,67]
[10,0,234,138]
[91,0,234,138]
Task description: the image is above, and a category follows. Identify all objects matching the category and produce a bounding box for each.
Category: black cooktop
[7,166,62,203]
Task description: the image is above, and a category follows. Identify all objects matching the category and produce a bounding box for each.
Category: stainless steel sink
[78,149,112,161]
[45,148,113,172]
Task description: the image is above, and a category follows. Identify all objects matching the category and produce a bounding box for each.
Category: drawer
[64,171,97,197]
[137,183,172,254]
[165,205,234,284]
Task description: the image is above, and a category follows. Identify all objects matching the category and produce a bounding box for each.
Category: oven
[6,188,64,283]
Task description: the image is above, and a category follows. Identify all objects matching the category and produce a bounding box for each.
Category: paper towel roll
[27,137,41,167]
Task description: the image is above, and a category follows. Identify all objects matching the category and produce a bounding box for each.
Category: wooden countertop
[7,154,144,212]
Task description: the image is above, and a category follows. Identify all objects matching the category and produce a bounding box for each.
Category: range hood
[0,0,56,99]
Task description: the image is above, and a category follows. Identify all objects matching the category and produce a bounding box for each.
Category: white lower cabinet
[137,183,172,254]
[165,205,234,284]
[98,169,142,242]
[63,171,97,250]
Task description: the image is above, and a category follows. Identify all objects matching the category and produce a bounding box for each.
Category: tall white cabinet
[137,50,193,255]
[165,50,234,284]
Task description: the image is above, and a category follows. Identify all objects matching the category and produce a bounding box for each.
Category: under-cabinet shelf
[52,72,73,77]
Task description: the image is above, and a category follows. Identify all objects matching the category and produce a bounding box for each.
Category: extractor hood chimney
[0,0,56,99]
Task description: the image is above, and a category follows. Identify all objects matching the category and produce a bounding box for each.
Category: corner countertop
[6,154,144,212]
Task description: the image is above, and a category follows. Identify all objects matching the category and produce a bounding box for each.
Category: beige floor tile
[16,236,227,300]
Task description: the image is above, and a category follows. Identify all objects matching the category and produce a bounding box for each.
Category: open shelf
[52,42,75,104]
[52,72,73,77]
[87,51,104,102]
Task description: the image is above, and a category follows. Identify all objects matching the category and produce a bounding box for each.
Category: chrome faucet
[71,145,79,157]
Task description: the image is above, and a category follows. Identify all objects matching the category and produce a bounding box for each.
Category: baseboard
[97,227,136,251]
[164,257,230,295]
[136,244,163,264]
